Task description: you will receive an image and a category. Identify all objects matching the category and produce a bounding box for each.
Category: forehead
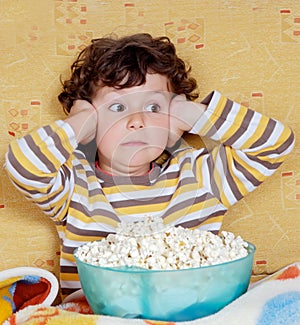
[94,74,171,101]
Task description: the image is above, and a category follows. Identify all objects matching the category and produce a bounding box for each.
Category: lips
[121,141,147,147]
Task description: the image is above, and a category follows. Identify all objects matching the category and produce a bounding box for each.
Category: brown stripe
[63,223,111,240]
[234,160,262,187]
[250,119,276,149]
[163,192,214,218]
[178,209,227,228]
[21,168,69,202]
[96,168,180,189]
[258,131,295,156]
[224,109,254,146]
[7,150,53,185]
[54,219,67,226]
[201,91,214,106]
[178,216,209,228]
[61,287,79,296]
[206,98,233,138]
[44,125,71,161]
[61,265,78,274]
[109,177,197,208]
[161,170,180,180]
[70,201,120,222]
[26,134,56,172]
[42,200,68,216]
[74,176,89,190]
[206,154,220,200]
[246,155,282,170]
[176,176,198,188]
[111,194,173,208]
[95,165,162,186]
[219,145,243,201]
[176,156,192,168]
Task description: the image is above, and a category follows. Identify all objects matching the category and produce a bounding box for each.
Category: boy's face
[92,74,172,176]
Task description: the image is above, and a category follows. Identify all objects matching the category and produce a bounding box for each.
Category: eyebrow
[107,90,172,101]
[147,90,171,99]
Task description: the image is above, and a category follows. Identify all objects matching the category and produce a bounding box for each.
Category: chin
[131,149,163,164]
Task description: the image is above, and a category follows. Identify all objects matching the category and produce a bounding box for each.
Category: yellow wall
[0,0,299,279]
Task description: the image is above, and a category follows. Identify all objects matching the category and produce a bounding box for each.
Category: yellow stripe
[117,202,169,215]
[200,95,228,134]
[245,126,293,162]
[30,132,62,169]
[225,149,248,196]
[219,105,248,143]
[60,272,80,282]
[9,143,51,188]
[230,149,265,182]
[208,147,231,208]
[197,215,224,227]
[68,207,119,227]
[32,184,64,203]
[65,229,105,242]
[241,114,269,149]
[102,177,177,195]
[164,198,219,225]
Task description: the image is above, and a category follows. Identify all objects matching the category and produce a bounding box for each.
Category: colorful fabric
[5,91,295,294]
[0,267,59,324]
[3,263,300,325]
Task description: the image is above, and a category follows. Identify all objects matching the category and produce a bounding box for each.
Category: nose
[127,112,145,130]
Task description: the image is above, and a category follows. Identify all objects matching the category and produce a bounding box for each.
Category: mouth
[121,141,148,147]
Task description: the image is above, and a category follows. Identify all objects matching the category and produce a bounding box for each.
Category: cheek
[150,115,169,138]
[96,120,123,150]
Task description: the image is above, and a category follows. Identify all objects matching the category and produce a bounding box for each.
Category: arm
[5,100,97,220]
[170,91,295,208]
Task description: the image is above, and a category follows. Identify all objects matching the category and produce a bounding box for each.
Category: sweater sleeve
[5,120,78,220]
[190,90,295,208]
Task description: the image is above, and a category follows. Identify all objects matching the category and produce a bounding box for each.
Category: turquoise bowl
[74,242,255,322]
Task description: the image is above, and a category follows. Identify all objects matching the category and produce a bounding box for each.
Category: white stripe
[60,281,81,289]
[72,192,113,210]
[59,120,78,149]
[29,172,72,203]
[209,102,241,141]
[67,216,116,233]
[190,110,212,136]
[243,121,284,153]
[190,91,222,134]
[37,128,67,165]
[169,203,226,226]
[231,111,262,148]
[5,162,50,190]
[19,137,52,172]
[106,185,176,202]
[199,222,222,231]
[35,186,70,209]
[61,257,77,266]
[236,151,274,177]
[199,154,214,192]
[274,140,295,157]
[215,152,237,205]
[229,160,256,193]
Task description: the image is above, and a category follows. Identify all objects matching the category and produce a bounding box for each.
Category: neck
[96,160,152,177]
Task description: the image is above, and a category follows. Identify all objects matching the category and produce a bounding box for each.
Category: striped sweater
[5,91,295,295]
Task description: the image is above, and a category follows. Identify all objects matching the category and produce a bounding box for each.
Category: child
[5,33,295,296]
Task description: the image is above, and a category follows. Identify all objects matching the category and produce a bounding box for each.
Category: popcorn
[75,216,249,270]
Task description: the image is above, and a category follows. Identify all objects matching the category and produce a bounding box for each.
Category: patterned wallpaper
[0,0,299,279]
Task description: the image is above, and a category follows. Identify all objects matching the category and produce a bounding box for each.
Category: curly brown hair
[58,33,199,114]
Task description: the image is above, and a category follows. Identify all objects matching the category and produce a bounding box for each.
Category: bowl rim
[74,241,256,274]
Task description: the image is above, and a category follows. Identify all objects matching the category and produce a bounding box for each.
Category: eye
[144,103,161,113]
[108,103,126,112]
